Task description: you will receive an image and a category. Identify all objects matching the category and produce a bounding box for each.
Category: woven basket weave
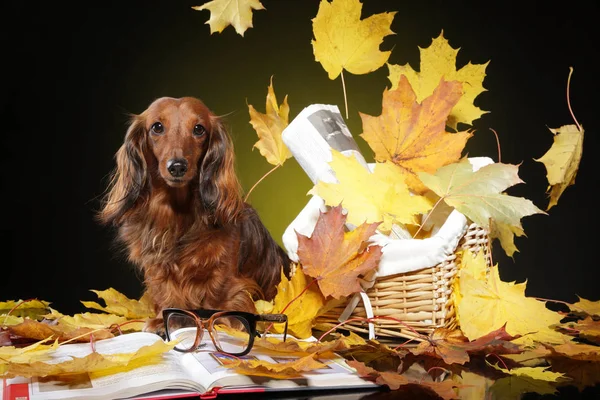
[315,222,491,342]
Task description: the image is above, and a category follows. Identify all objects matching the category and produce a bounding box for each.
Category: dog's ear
[199,116,244,225]
[98,114,149,226]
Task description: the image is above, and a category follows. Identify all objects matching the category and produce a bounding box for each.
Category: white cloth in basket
[282,157,493,338]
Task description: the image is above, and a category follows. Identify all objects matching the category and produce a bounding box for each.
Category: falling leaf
[489,221,526,259]
[310,150,433,234]
[297,204,382,299]
[224,354,327,379]
[191,0,265,36]
[248,76,291,166]
[311,0,396,80]
[81,288,155,319]
[266,268,326,339]
[411,325,522,365]
[387,30,489,129]
[418,158,546,252]
[534,124,584,210]
[360,76,472,194]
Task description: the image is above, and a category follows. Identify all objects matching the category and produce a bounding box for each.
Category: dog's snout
[167,158,188,178]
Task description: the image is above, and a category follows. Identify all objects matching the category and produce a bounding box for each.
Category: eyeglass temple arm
[259,314,288,342]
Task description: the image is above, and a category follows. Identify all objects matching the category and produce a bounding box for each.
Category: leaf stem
[340,70,349,119]
[566,67,582,132]
[264,277,319,335]
[489,128,501,163]
[244,164,281,203]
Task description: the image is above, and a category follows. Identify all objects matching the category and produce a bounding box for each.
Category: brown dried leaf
[297,204,382,299]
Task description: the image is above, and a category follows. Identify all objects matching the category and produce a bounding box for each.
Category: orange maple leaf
[360,75,472,194]
[296,204,382,299]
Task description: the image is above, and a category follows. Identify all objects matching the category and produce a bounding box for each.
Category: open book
[1,331,381,400]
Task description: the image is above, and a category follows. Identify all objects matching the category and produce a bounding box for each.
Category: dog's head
[99,97,244,226]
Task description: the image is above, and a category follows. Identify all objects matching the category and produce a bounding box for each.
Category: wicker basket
[314,222,491,342]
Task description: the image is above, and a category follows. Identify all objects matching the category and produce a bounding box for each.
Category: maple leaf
[296,204,382,299]
[567,296,600,319]
[411,325,522,365]
[0,339,58,367]
[191,0,264,37]
[454,251,570,346]
[224,354,327,379]
[489,221,526,259]
[418,158,546,253]
[387,30,489,129]
[2,338,175,379]
[46,311,144,332]
[360,76,472,194]
[452,371,494,400]
[348,360,460,399]
[546,343,600,390]
[534,124,584,211]
[0,299,50,321]
[311,0,396,80]
[265,268,326,339]
[310,150,433,234]
[81,288,155,319]
[248,76,291,166]
[7,319,114,343]
[559,317,600,344]
[488,363,567,400]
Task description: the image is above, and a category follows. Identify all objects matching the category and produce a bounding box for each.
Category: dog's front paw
[143,317,166,339]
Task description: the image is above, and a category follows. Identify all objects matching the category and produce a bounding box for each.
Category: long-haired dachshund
[98,97,291,332]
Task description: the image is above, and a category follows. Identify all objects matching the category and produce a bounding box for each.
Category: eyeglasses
[162,308,288,356]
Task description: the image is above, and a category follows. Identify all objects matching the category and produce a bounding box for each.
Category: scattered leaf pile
[2,0,594,398]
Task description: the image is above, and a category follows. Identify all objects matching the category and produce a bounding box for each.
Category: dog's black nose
[167,158,188,178]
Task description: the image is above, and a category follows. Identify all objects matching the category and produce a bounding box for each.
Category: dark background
[2,0,598,323]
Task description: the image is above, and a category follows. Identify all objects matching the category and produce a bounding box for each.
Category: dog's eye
[151,122,164,135]
[193,124,207,137]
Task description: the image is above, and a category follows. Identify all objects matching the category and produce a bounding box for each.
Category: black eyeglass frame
[162,308,288,356]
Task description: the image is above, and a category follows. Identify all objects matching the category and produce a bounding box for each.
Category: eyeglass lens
[166,312,251,354]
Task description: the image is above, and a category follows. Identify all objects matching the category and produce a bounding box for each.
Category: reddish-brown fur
[98,97,291,332]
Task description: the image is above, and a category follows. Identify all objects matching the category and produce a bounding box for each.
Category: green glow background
[3,0,598,316]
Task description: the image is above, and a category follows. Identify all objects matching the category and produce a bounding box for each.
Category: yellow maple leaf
[418,158,546,254]
[387,30,489,129]
[224,354,327,379]
[52,312,144,332]
[248,76,291,166]
[568,296,600,318]
[454,251,570,346]
[2,338,175,379]
[311,0,396,80]
[0,338,58,366]
[360,76,472,194]
[310,149,433,234]
[191,0,264,37]
[488,363,567,400]
[264,268,326,339]
[489,221,526,259]
[81,288,155,319]
[534,124,584,210]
